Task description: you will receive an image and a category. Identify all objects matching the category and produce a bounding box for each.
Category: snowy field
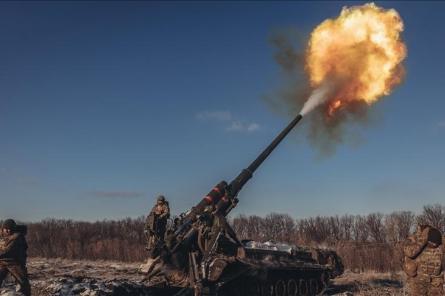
[0,258,407,295]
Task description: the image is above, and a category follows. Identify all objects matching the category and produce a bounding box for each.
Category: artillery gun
[142,114,344,296]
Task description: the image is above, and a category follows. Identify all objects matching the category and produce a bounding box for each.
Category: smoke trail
[299,82,332,116]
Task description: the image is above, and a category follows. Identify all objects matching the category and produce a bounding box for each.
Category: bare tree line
[232,204,445,246]
[25,217,147,262]
[7,204,444,272]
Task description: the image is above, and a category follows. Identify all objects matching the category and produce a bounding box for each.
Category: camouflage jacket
[403,234,444,277]
[153,203,170,218]
[0,232,28,265]
[404,234,427,259]
[416,244,443,276]
[145,202,170,232]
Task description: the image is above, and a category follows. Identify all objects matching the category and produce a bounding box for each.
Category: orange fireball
[306,3,407,115]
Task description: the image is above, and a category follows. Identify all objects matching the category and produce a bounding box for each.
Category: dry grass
[329,270,406,295]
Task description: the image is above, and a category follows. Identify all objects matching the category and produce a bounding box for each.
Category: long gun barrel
[231,114,303,195]
[170,113,304,250]
[187,114,304,219]
[216,113,303,214]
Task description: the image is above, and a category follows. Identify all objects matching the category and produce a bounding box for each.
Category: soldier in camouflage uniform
[145,195,170,254]
[0,219,31,296]
[403,224,444,296]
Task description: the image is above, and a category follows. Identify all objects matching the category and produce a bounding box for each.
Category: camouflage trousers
[407,273,444,296]
[0,263,31,296]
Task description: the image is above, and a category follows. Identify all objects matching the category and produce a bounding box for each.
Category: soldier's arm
[442,241,445,270]
[0,234,20,257]
[403,234,427,259]
[145,212,155,232]
[160,204,170,219]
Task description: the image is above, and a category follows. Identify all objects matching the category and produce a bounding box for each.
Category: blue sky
[0,1,444,221]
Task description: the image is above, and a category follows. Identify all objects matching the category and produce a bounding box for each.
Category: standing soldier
[145,195,170,254]
[0,219,31,296]
[403,224,444,296]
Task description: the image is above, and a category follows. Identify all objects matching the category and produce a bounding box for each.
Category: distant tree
[339,215,354,241]
[417,204,445,232]
[385,211,415,243]
[366,213,386,243]
[352,215,369,242]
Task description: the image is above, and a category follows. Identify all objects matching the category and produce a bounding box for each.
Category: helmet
[428,227,443,245]
[2,219,17,231]
[157,195,166,202]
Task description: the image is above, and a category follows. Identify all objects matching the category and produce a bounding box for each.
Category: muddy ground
[0,258,407,295]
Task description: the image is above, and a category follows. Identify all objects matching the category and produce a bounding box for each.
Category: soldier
[145,195,170,253]
[0,219,31,296]
[403,224,444,296]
